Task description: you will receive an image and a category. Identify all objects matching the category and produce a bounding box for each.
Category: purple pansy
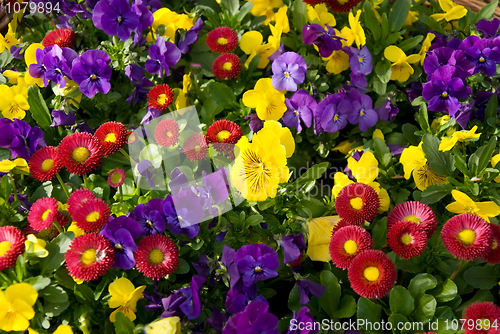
[51,110,76,127]
[71,49,112,98]
[131,0,153,32]
[43,45,77,88]
[225,282,267,314]
[287,307,318,334]
[302,23,343,57]
[222,300,279,334]
[92,0,141,41]
[127,78,154,105]
[178,18,203,54]
[145,37,181,78]
[202,168,230,206]
[99,216,141,269]
[125,63,145,83]
[0,119,45,161]
[222,245,240,289]
[271,52,307,91]
[296,279,326,306]
[245,113,264,132]
[235,244,279,287]
[345,46,372,75]
[206,305,228,333]
[476,18,500,38]
[283,89,316,133]
[375,99,399,122]
[161,276,205,320]
[281,233,306,265]
[315,93,352,134]
[134,198,166,236]
[141,0,161,12]
[422,65,471,115]
[170,187,206,228]
[465,45,500,76]
[164,194,200,238]
[348,90,378,132]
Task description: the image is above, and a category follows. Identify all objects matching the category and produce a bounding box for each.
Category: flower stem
[119,185,124,203]
[120,148,136,164]
[56,173,70,200]
[9,173,17,202]
[450,259,464,280]
[83,174,90,190]
[53,221,63,234]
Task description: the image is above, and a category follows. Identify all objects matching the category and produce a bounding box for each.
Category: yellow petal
[11,299,35,320]
[451,190,477,209]
[5,283,38,306]
[254,78,274,92]
[25,43,44,66]
[384,45,406,63]
[53,324,74,334]
[377,187,390,213]
[240,31,264,55]
[261,121,295,158]
[349,151,379,183]
[306,216,340,262]
[332,172,354,198]
[108,278,135,309]
[275,6,290,33]
[110,306,137,323]
[128,285,146,311]
[445,5,467,21]
[324,50,350,75]
[405,54,421,64]
[475,202,500,217]
[242,90,262,109]
[145,317,181,334]
[0,160,17,173]
[372,129,385,142]
[332,139,354,155]
[0,307,30,331]
[439,136,458,151]
[438,0,454,12]
[400,145,426,179]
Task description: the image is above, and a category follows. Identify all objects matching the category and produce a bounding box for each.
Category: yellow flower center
[115,244,123,251]
[90,74,97,80]
[284,71,290,78]
[358,56,363,63]
[42,209,52,221]
[149,249,164,264]
[266,103,277,115]
[401,234,413,245]
[0,241,12,257]
[223,62,233,71]
[334,115,339,121]
[404,215,421,223]
[41,159,54,171]
[360,110,364,117]
[343,240,358,254]
[254,266,263,272]
[479,57,485,63]
[363,266,380,281]
[167,131,172,137]
[337,0,349,4]
[493,240,498,250]
[458,229,476,245]
[441,92,448,98]
[194,145,201,152]
[157,94,169,106]
[86,211,100,222]
[217,130,232,142]
[81,249,97,265]
[111,172,123,184]
[350,197,363,210]
[72,147,90,162]
[118,16,122,23]
[217,37,228,45]
[104,133,117,143]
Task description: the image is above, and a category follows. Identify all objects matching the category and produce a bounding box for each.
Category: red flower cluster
[42,29,76,48]
[335,183,379,225]
[148,84,175,111]
[206,27,238,53]
[205,120,243,154]
[213,54,241,79]
[68,188,110,232]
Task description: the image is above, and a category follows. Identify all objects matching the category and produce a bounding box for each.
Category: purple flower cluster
[271,52,307,92]
[100,216,141,269]
[29,45,77,88]
[145,37,181,78]
[302,24,344,57]
[71,50,113,98]
[0,119,45,161]
[223,300,279,334]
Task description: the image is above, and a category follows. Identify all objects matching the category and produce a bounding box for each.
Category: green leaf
[246,214,263,227]
[0,175,11,201]
[430,278,457,303]
[463,266,499,290]
[398,35,424,52]
[292,162,329,186]
[292,0,307,31]
[372,218,388,249]
[74,284,95,303]
[390,286,414,317]
[385,32,401,47]
[25,276,51,291]
[388,0,411,32]
[412,294,436,324]
[477,137,497,176]
[201,98,224,124]
[373,138,391,167]
[220,0,239,15]
[420,184,454,205]
[373,76,387,95]
[417,15,445,34]
[381,13,389,41]
[417,103,430,132]
[175,258,190,275]
[388,314,411,334]
[235,1,253,22]
[485,94,498,121]
[402,123,421,146]
[408,273,438,298]
[288,284,301,312]
[357,297,382,332]
[475,0,499,22]
[114,311,135,334]
[207,81,236,109]
[39,232,75,275]
[336,295,356,319]
[40,285,68,303]
[363,1,381,40]
[375,60,392,84]
[390,188,411,205]
[319,271,341,318]
[27,85,53,134]
[422,134,455,176]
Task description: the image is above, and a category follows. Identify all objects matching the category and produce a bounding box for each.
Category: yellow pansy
[249,0,284,25]
[3,70,22,84]
[25,234,49,258]
[446,190,500,223]
[332,172,354,198]
[491,154,500,183]
[439,125,481,152]
[348,10,366,49]
[0,83,30,119]
[0,25,20,54]
[240,30,279,69]
[68,222,85,237]
[242,78,286,121]
[307,4,335,29]
[399,143,448,191]
[0,283,38,332]
[323,50,350,74]
[307,216,341,262]
[372,129,385,142]
[332,140,355,155]
[404,10,419,27]
[108,277,146,322]
[53,324,74,334]
[419,33,435,66]
[145,317,181,334]
[13,158,29,173]
[431,0,467,22]
[274,6,290,34]
[0,160,17,173]
[175,73,192,110]
[24,43,45,87]
[384,45,421,82]
[348,151,379,184]
[255,121,295,158]
[147,8,193,42]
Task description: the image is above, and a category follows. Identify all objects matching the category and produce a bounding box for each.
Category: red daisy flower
[441,213,493,261]
[65,233,115,281]
[135,234,179,279]
[57,132,105,176]
[36,212,70,241]
[154,119,180,148]
[183,133,209,162]
[42,29,76,48]
[484,223,500,264]
[329,225,372,269]
[148,84,174,111]
[94,121,129,157]
[67,188,96,217]
[108,168,126,188]
[70,197,110,232]
[205,120,243,153]
[335,183,379,225]
[0,226,26,271]
[387,201,437,238]
[206,27,239,53]
[29,146,61,182]
[27,197,59,231]
[212,54,241,79]
[347,249,396,299]
[463,301,500,334]
[302,0,328,5]
[327,0,363,13]
[387,221,427,259]
[331,219,351,237]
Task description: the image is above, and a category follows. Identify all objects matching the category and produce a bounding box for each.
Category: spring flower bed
[1,0,500,333]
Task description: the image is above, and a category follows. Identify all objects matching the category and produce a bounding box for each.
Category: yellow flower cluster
[242,78,286,121]
[147,8,194,43]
